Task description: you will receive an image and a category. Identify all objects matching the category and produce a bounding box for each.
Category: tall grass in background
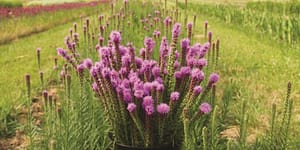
[178,1,300,45]
[246,1,300,16]
[0,0,23,8]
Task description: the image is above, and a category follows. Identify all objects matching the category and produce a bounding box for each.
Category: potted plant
[56,1,219,149]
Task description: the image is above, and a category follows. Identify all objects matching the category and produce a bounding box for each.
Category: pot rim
[115,142,178,150]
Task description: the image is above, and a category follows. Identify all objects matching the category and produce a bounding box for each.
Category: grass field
[0,0,299,149]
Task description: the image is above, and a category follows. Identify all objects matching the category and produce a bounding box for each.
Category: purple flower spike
[187,22,193,30]
[134,90,144,99]
[144,37,155,51]
[209,73,219,84]
[145,105,155,115]
[157,103,170,115]
[197,58,207,68]
[156,84,164,92]
[204,21,208,30]
[110,31,121,44]
[143,96,154,107]
[199,102,211,114]
[101,67,110,78]
[57,48,67,57]
[83,58,93,69]
[193,86,202,96]
[36,48,41,53]
[43,90,48,99]
[181,38,190,52]
[152,66,161,77]
[191,68,205,81]
[123,89,132,103]
[180,66,191,76]
[170,91,180,102]
[174,71,182,79]
[122,55,131,67]
[144,82,153,94]
[164,17,171,26]
[172,23,181,39]
[127,103,137,113]
[89,67,98,78]
[155,77,163,84]
[77,64,85,74]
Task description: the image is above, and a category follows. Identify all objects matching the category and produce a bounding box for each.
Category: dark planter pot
[115,143,180,150]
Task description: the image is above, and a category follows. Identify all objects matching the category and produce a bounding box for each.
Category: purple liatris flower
[36,48,41,54]
[187,22,193,30]
[174,71,182,79]
[144,37,155,51]
[83,58,93,69]
[90,67,98,78]
[57,48,67,57]
[143,82,153,95]
[181,38,190,52]
[142,96,154,108]
[196,58,207,68]
[172,23,181,39]
[199,102,211,114]
[110,31,121,44]
[164,17,171,26]
[191,68,205,81]
[156,84,164,92]
[208,31,212,42]
[127,103,137,113]
[193,86,202,96]
[134,90,144,99]
[180,66,191,76]
[145,105,155,115]
[123,89,132,103]
[43,90,48,100]
[122,55,131,67]
[209,73,219,84]
[157,103,170,115]
[170,91,180,102]
[77,64,85,74]
[152,66,161,77]
[101,67,111,78]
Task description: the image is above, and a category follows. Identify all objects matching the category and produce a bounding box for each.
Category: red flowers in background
[0,0,108,19]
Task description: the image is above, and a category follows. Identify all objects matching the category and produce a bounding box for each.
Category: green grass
[0,0,23,8]
[182,2,300,147]
[0,21,75,136]
[0,3,107,45]
[0,2,109,136]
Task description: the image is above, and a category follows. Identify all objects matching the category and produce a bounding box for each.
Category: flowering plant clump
[56,1,220,149]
